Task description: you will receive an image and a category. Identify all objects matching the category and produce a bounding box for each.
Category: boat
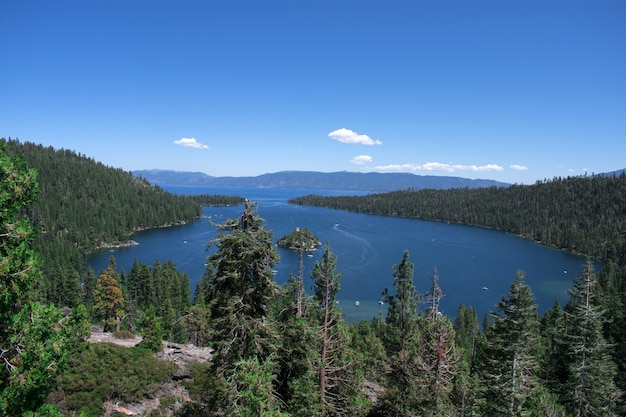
[482,287,488,291]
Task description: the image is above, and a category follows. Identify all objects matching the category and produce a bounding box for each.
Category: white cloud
[328,128,382,145]
[374,162,504,173]
[174,137,208,149]
[510,164,528,171]
[350,155,373,165]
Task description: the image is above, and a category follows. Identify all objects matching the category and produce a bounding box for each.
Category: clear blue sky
[1,0,625,184]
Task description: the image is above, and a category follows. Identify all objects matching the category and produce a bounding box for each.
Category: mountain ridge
[133,169,510,192]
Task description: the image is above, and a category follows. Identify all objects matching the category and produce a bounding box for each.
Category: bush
[50,343,175,415]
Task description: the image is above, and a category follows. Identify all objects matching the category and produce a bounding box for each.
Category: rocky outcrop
[155,341,213,380]
[88,332,212,416]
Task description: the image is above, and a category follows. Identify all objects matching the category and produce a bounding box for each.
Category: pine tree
[415,268,463,416]
[92,257,125,332]
[82,266,97,309]
[204,200,281,368]
[0,144,89,415]
[377,250,423,415]
[309,244,358,416]
[563,260,621,416]
[229,356,289,417]
[539,299,569,399]
[477,271,543,416]
[453,303,480,370]
[382,250,421,357]
[198,201,282,414]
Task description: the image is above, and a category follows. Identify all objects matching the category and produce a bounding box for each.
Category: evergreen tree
[477,271,543,416]
[228,356,289,417]
[539,299,569,399]
[453,303,480,371]
[138,306,164,352]
[82,266,97,310]
[273,274,316,414]
[415,269,463,416]
[196,201,282,414]
[309,244,359,416]
[0,144,89,415]
[92,257,125,332]
[563,260,621,416]
[596,262,626,415]
[204,200,281,368]
[378,250,423,415]
[181,299,212,347]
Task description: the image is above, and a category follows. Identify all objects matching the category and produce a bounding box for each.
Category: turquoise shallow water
[88,186,590,323]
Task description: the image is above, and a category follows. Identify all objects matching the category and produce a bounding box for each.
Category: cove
[87,185,590,323]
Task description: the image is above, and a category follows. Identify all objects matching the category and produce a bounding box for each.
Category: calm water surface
[88,186,590,323]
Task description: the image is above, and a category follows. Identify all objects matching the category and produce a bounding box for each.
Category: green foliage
[22,403,65,417]
[204,200,281,368]
[53,343,175,416]
[412,271,464,416]
[138,307,164,352]
[92,260,125,332]
[1,144,90,416]
[309,244,366,416]
[290,173,626,264]
[0,142,40,314]
[229,357,289,417]
[454,303,480,369]
[381,250,421,354]
[562,260,620,415]
[476,271,543,416]
[188,201,283,414]
[377,251,424,415]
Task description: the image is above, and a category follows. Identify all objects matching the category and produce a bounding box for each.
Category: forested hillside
[291,174,626,265]
[3,138,243,307]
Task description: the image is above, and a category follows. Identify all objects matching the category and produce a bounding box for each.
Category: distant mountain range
[598,169,626,177]
[133,169,510,192]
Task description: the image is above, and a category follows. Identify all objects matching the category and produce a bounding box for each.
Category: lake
[88,185,590,323]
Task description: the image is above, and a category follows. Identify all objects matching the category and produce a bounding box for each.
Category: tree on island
[276,227,321,252]
[277,227,321,318]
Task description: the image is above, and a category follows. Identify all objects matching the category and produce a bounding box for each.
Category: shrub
[50,343,175,415]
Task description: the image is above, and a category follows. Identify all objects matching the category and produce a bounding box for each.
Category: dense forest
[2,138,243,307]
[290,174,626,265]
[2,140,625,416]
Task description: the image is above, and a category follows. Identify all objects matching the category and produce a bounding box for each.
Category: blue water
[88,185,589,323]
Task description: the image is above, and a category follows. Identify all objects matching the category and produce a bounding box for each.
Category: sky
[1,0,625,184]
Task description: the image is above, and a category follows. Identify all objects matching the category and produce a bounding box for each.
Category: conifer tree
[416,268,463,416]
[309,244,357,416]
[563,260,620,416]
[92,257,125,332]
[477,271,543,415]
[204,200,281,368]
[453,303,480,370]
[198,201,282,414]
[539,299,569,398]
[378,250,423,415]
[229,356,289,417]
[1,145,89,416]
[82,266,97,309]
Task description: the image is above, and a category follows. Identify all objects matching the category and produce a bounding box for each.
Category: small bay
[88,185,589,323]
